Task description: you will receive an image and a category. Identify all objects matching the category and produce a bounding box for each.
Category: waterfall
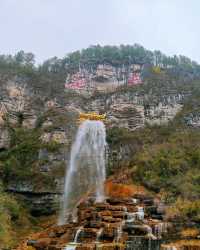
[126,212,136,223]
[59,120,106,225]
[132,198,138,204]
[125,207,144,224]
[74,226,83,243]
[154,222,168,239]
[96,228,103,242]
[123,206,128,213]
[116,221,125,242]
[137,207,144,220]
[64,244,77,250]
[64,227,83,250]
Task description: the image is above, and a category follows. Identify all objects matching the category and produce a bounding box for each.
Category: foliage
[0,183,23,248]
[0,127,60,190]
[166,198,200,222]
[0,182,44,249]
[0,44,200,99]
[105,181,146,198]
[107,122,200,222]
[59,44,200,81]
[107,127,136,144]
[132,128,200,200]
[0,128,42,182]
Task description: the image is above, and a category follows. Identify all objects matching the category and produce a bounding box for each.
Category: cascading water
[116,221,125,242]
[59,120,106,225]
[126,212,136,223]
[96,228,103,242]
[137,207,144,220]
[74,226,83,243]
[64,226,83,250]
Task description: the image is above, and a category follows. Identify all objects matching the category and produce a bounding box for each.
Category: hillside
[1,45,200,248]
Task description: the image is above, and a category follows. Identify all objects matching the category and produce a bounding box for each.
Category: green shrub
[167,198,200,222]
[129,128,200,203]
[0,184,21,248]
[0,127,60,190]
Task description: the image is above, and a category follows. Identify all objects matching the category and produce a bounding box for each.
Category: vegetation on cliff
[0,44,200,99]
[0,183,37,249]
[107,119,200,223]
[1,45,200,248]
[0,126,60,189]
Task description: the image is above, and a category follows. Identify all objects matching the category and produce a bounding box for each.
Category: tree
[15,50,35,67]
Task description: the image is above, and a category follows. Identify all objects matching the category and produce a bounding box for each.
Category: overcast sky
[0,0,199,63]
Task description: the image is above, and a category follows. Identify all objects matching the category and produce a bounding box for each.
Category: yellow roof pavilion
[78,112,106,123]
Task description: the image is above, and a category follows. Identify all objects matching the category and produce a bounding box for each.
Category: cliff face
[84,91,185,130]
[0,73,197,215]
[0,77,75,214]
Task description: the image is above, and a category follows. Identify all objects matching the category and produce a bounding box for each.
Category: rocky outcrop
[161,241,200,250]
[0,75,194,216]
[0,78,75,214]
[0,76,189,133]
[4,105,78,215]
[26,189,171,250]
[0,127,10,149]
[185,113,200,128]
[83,91,186,130]
[0,78,40,127]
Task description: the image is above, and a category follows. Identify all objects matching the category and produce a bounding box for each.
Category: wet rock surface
[26,193,173,250]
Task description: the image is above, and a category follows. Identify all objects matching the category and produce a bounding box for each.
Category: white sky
[0,0,199,63]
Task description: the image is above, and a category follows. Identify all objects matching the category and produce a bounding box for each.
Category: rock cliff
[0,73,198,215]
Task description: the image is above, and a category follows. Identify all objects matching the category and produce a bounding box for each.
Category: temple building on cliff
[64,63,143,92]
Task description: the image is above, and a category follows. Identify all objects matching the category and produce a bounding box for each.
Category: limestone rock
[0,127,9,149]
